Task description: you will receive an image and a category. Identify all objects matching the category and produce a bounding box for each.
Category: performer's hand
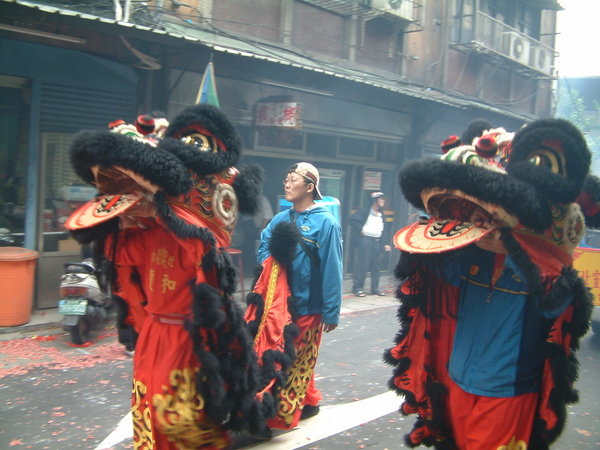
[475,229,507,254]
[384,245,391,252]
[119,197,156,229]
[125,196,156,218]
[323,323,337,333]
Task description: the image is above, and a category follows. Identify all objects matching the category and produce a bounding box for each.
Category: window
[452,0,476,44]
[256,128,305,152]
[306,133,337,157]
[377,141,402,163]
[339,137,375,159]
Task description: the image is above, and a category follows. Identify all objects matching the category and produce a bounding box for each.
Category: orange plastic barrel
[0,247,39,327]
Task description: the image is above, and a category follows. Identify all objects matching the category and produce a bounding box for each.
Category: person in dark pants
[349,191,391,297]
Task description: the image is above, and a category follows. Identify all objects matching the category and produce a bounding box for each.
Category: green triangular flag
[195,60,220,107]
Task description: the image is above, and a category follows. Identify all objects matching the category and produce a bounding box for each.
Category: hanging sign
[363,171,382,190]
[255,101,302,128]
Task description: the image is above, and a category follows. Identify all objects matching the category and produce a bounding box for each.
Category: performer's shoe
[355,291,366,297]
[248,426,272,441]
[372,291,386,296]
[231,427,272,449]
[300,404,320,420]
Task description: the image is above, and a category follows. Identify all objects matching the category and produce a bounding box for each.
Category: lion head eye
[180,133,218,153]
[528,148,565,175]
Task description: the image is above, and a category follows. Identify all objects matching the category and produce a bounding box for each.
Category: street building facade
[0,0,562,308]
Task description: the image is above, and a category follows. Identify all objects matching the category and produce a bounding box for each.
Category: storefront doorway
[0,75,29,248]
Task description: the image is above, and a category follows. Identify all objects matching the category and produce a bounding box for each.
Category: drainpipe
[281,0,293,45]
[26,80,41,252]
[123,0,131,23]
[113,0,122,21]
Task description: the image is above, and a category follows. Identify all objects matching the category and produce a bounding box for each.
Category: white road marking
[94,392,401,449]
[260,391,400,449]
[95,411,132,450]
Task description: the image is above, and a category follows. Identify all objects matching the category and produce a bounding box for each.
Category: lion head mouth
[423,189,517,229]
[393,188,522,254]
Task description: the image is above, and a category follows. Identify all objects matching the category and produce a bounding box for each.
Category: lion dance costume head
[385,118,600,449]
[65,104,267,447]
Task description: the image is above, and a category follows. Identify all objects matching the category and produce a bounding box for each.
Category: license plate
[58,299,88,315]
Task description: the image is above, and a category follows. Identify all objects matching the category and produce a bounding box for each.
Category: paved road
[1,301,599,449]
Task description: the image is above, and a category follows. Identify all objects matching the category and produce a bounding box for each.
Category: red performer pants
[447,379,539,449]
[268,314,323,430]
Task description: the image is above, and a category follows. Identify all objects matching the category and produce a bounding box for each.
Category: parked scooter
[58,259,112,345]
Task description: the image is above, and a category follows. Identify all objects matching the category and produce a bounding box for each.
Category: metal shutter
[40,83,135,133]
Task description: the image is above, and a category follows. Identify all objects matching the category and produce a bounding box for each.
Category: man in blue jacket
[257,162,343,427]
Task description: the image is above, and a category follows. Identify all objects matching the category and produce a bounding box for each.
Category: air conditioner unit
[371,0,414,21]
[502,31,530,65]
[529,46,553,75]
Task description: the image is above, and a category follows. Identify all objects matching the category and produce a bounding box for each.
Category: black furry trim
[154,192,238,295]
[163,104,242,175]
[532,340,575,445]
[426,382,452,443]
[506,162,582,205]
[509,118,590,200]
[249,264,264,294]
[211,250,238,296]
[244,267,301,425]
[268,222,301,266]
[539,266,583,313]
[191,283,226,329]
[69,130,192,196]
[69,217,120,246]
[579,174,600,229]
[403,426,422,448]
[399,158,553,232]
[245,292,263,338]
[155,192,218,244]
[234,164,264,216]
[383,251,460,450]
[186,283,260,431]
[461,118,492,145]
[583,174,600,204]
[565,282,594,346]
[530,268,592,446]
[499,228,545,297]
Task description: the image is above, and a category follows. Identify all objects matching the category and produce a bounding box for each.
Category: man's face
[377,198,385,208]
[283,172,313,203]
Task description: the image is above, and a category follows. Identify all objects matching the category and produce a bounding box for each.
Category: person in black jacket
[348,191,391,297]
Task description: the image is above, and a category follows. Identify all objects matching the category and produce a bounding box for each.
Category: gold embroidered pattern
[497,435,527,450]
[148,269,155,292]
[254,261,280,345]
[152,367,228,449]
[160,274,177,293]
[151,248,175,269]
[277,324,321,426]
[132,378,154,450]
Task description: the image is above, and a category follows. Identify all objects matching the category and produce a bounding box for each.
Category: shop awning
[1,0,537,122]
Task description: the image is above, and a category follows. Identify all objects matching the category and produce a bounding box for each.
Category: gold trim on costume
[132,369,229,450]
[277,324,321,426]
[254,261,280,345]
[497,435,527,450]
[132,379,154,449]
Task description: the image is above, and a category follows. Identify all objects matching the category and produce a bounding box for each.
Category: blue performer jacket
[258,204,343,325]
[441,245,573,397]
